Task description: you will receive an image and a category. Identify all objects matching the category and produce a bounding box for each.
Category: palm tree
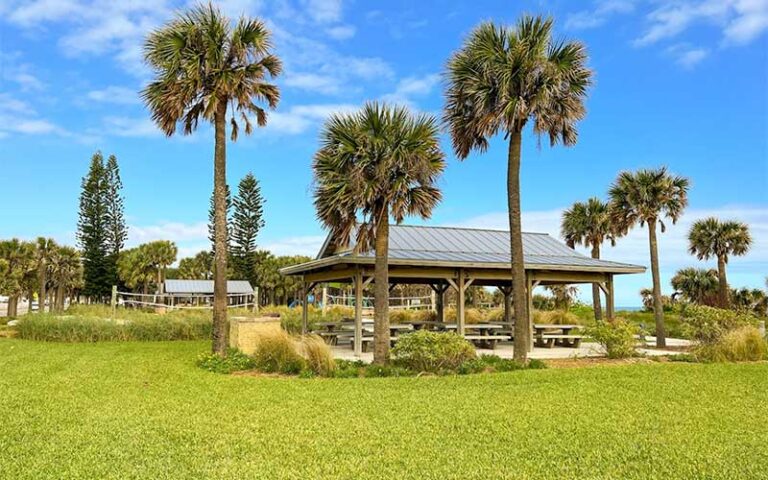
[49,246,83,313]
[313,102,445,365]
[608,167,689,348]
[688,217,752,308]
[0,239,36,318]
[34,237,57,314]
[443,16,592,361]
[670,267,718,306]
[142,4,281,355]
[730,287,767,317]
[143,241,178,295]
[561,198,618,320]
[544,285,579,311]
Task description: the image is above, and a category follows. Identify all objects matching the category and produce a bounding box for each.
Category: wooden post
[322,286,328,315]
[354,271,363,357]
[526,276,535,352]
[499,285,512,328]
[253,287,259,314]
[430,283,448,323]
[301,280,309,335]
[110,285,117,320]
[430,290,436,312]
[457,269,465,336]
[606,275,615,321]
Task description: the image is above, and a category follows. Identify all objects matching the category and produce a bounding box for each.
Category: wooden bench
[465,334,511,349]
[536,333,583,348]
[350,336,401,352]
[311,331,345,345]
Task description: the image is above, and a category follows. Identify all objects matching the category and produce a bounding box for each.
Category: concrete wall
[229,316,282,355]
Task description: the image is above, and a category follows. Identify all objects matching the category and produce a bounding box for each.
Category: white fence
[118,291,256,311]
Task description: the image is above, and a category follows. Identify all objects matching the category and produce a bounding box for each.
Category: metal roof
[282,225,645,275]
[164,280,254,294]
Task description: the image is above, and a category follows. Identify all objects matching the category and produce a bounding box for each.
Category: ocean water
[615,306,644,312]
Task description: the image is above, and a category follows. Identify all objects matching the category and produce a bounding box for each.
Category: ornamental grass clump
[392,330,476,374]
[696,326,767,362]
[300,334,336,376]
[251,329,306,375]
[587,319,639,359]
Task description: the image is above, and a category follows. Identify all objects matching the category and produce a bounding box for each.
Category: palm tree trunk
[38,264,46,314]
[212,101,229,355]
[8,296,18,318]
[373,206,391,365]
[648,219,666,348]
[55,287,65,313]
[591,243,603,321]
[716,255,729,309]
[508,131,529,362]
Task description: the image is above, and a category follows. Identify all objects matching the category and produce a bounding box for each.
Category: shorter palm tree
[688,217,752,308]
[561,197,618,320]
[670,267,718,306]
[609,167,689,348]
[49,246,83,313]
[34,237,57,314]
[313,102,445,365]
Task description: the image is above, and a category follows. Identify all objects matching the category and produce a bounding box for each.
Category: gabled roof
[164,280,254,294]
[282,225,645,275]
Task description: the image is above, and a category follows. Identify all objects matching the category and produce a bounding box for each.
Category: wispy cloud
[86,86,141,105]
[566,0,636,30]
[381,74,440,109]
[261,103,358,135]
[0,93,95,142]
[325,24,356,40]
[666,44,710,68]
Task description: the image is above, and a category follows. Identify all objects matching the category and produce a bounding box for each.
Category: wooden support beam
[606,275,615,321]
[457,269,466,335]
[526,275,536,352]
[499,285,512,326]
[354,270,363,357]
[301,280,309,335]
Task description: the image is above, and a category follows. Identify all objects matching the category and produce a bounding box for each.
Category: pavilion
[280,225,645,356]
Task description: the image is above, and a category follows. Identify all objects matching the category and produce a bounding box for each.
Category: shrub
[392,330,476,373]
[197,349,256,374]
[413,309,437,322]
[251,329,306,375]
[389,309,416,324]
[681,305,754,345]
[485,308,505,323]
[538,310,580,325]
[300,334,336,376]
[587,320,639,359]
[16,312,212,342]
[696,326,768,362]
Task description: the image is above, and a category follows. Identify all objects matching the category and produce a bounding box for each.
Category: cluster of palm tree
[142,5,593,361]
[561,167,690,347]
[117,241,178,295]
[0,238,83,317]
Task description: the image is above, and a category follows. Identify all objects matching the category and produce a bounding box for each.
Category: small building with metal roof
[164,280,254,295]
[281,224,645,356]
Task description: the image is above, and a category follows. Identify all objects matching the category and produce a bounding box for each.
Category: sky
[0,0,766,306]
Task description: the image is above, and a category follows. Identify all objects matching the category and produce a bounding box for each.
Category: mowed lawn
[1,340,767,480]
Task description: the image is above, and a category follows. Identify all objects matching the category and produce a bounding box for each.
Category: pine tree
[232,173,265,285]
[104,154,127,288]
[77,152,110,300]
[208,184,232,254]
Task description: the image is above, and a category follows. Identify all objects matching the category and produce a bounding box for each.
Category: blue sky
[1,0,766,306]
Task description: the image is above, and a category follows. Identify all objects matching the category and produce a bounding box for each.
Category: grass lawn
[1,339,767,479]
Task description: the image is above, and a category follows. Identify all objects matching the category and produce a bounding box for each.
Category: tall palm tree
[688,217,752,308]
[443,16,592,361]
[670,267,718,306]
[142,4,281,355]
[561,198,618,320]
[34,237,58,314]
[313,102,445,365]
[144,241,179,295]
[0,239,36,318]
[609,167,689,348]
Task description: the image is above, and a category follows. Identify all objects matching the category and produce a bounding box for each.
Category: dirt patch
[0,328,17,339]
[544,357,659,369]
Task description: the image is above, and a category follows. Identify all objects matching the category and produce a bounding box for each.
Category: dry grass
[698,326,768,362]
[300,334,336,376]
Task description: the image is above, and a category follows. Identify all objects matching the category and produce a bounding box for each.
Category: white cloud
[262,235,326,256]
[566,0,636,30]
[635,0,768,47]
[128,222,208,245]
[381,74,440,109]
[667,44,710,67]
[86,86,141,105]
[1,52,46,91]
[326,24,355,40]
[451,206,768,305]
[0,93,95,142]
[261,103,357,135]
[284,73,341,94]
[301,0,343,24]
[102,116,162,137]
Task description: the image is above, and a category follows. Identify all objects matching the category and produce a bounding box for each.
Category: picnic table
[533,324,584,348]
[464,324,510,349]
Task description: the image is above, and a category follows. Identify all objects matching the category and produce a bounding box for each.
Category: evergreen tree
[232,173,265,285]
[208,184,232,254]
[77,152,110,300]
[104,154,127,288]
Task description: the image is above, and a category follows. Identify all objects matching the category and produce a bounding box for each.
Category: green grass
[1,339,767,479]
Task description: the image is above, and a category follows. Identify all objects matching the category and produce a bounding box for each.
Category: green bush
[251,329,306,375]
[197,349,256,374]
[587,320,639,359]
[695,326,768,362]
[681,305,754,345]
[392,330,476,373]
[539,310,580,325]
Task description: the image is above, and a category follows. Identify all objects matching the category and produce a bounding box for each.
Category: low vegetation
[391,331,476,373]
[586,319,640,359]
[681,305,767,362]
